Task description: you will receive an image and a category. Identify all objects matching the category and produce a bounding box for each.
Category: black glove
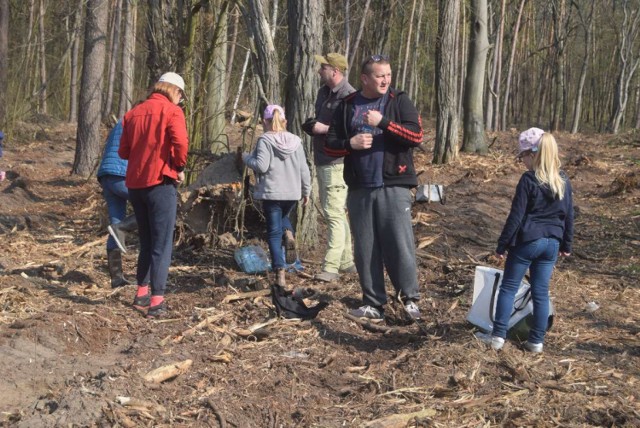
[301,117,317,136]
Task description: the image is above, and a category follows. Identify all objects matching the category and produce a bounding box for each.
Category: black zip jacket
[325,88,423,188]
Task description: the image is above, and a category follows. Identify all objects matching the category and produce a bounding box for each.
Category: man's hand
[364,110,383,127]
[302,196,310,206]
[350,133,373,150]
[312,122,329,135]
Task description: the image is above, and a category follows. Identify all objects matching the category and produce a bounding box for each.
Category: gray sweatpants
[347,186,420,307]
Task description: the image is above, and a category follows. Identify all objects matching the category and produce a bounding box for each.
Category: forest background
[0,0,639,244]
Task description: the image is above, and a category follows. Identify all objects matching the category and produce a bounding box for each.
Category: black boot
[107,214,137,253]
[107,249,129,288]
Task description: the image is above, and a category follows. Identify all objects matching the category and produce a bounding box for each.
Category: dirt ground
[0,119,638,427]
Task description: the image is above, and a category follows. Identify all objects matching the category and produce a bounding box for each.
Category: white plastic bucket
[466,266,535,333]
[416,184,444,203]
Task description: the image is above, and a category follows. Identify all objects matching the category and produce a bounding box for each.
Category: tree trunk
[501,0,525,131]
[69,0,83,123]
[73,0,108,176]
[118,0,136,118]
[401,0,418,90]
[103,0,122,121]
[347,0,371,72]
[206,0,229,154]
[231,49,251,124]
[409,0,425,102]
[434,0,460,164]
[458,2,467,118]
[461,0,489,154]
[492,0,506,130]
[571,0,595,134]
[285,0,324,249]
[38,0,48,114]
[551,0,567,132]
[0,0,8,127]
[608,0,640,134]
[225,6,240,94]
[242,0,280,104]
[146,0,179,81]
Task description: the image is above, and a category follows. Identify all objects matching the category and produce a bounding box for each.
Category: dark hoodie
[497,170,574,254]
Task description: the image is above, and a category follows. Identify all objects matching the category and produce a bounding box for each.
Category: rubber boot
[107,249,129,288]
[107,214,137,253]
[275,268,286,288]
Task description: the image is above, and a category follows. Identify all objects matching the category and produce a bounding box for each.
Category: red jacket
[119,93,189,189]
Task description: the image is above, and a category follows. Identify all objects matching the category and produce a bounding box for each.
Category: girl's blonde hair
[532,133,565,200]
[266,108,287,132]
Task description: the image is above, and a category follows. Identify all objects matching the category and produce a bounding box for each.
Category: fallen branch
[362,408,437,427]
[205,398,227,428]
[115,396,166,414]
[61,237,106,257]
[143,359,193,383]
[344,313,398,334]
[222,289,270,303]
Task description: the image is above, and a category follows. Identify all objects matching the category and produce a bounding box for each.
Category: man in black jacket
[326,55,423,322]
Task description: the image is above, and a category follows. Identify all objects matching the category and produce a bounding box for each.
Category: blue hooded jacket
[97,121,127,178]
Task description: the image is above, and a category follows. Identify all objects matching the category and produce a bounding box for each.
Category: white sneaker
[404,301,422,320]
[523,341,543,353]
[348,305,384,322]
[475,332,505,350]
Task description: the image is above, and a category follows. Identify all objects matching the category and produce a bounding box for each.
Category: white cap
[158,72,185,92]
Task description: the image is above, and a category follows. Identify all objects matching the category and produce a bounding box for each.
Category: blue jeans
[262,200,296,270]
[100,175,129,251]
[492,237,559,344]
[129,181,177,296]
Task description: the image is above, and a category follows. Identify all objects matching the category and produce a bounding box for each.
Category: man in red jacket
[119,72,189,318]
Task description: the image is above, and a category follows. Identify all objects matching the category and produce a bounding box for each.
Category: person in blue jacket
[477,128,574,353]
[97,120,137,288]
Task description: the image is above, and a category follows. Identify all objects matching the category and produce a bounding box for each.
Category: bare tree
[69,0,84,123]
[462,0,489,154]
[38,0,47,114]
[0,0,8,127]
[434,0,460,164]
[118,0,136,117]
[571,0,595,134]
[485,0,506,131]
[608,0,640,134]
[501,0,526,130]
[103,0,122,121]
[73,0,108,176]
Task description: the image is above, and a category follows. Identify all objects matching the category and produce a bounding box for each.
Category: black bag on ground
[270,284,328,320]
